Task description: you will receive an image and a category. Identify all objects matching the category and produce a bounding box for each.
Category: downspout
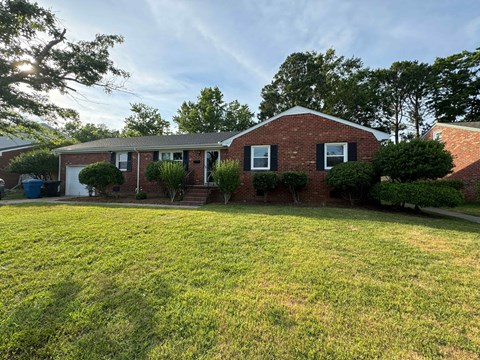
[134,148,140,194]
[58,154,62,193]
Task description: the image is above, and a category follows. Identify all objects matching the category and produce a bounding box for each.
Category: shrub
[373,139,454,182]
[212,160,241,205]
[477,181,480,200]
[78,162,124,197]
[136,191,147,200]
[370,182,464,209]
[5,149,58,180]
[281,172,308,204]
[252,172,278,202]
[145,161,162,184]
[159,161,186,202]
[415,179,464,190]
[326,161,377,205]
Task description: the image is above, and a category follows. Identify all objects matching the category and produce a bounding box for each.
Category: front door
[204,150,220,184]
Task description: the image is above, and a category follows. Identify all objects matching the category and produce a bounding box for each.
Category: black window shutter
[270,145,278,171]
[244,146,251,171]
[153,151,159,162]
[127,152,133,172]
[183,150,189,170]
[348,142,357,161]
[110,152,116,165]
[316,144,325,170]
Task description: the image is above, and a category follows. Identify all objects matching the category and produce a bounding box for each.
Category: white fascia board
[53,143,227,155]
[222,106,391,146]
[433,122,480,133]
[0,145,34,155]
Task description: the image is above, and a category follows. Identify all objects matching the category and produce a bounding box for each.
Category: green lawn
[0,204,479,359]
[447,202,480,217]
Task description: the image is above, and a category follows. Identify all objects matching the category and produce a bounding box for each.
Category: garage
[65,166,89,196]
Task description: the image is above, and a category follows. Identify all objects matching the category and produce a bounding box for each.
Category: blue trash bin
[22,179,44,199]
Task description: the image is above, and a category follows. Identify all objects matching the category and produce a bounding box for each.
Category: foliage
[252,172,278,202]
[135,191,147,200]
[326,161,377,205]
[62,119,119,143]
[212,160,241,204]
[415,179,464,190]
[122,103,170,137]
[173,87,255,133]
[281,171,308,204]
[78,162,124,197]
[373,138,454,182]
[477,181,480,200]
[0,0,129,138]
[159,161,186,202]
[5,148,58,179]
[370,182,464,208]
[430,48,480,123]
[1,204,479,359]
[145,161,162,184]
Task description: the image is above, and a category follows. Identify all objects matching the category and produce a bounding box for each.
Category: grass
[447,202,480,217]
[0,203,479,359]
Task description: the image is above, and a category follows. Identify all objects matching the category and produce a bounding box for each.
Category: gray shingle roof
[0,136,35,151]
[54,131,240,153]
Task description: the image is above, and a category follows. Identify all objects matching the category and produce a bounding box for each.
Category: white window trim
[116,152,129,172]
[324,143,348,170]
[251,145,271,170]
[160,151,183,162]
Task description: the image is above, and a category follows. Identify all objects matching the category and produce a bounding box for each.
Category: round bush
[145,161,162,183]
[326,161,376,205]
[6,148,58,180]
[281,172,308,204]
[252,172,278,202]
[78,162,124,197]
[373,139,454,182]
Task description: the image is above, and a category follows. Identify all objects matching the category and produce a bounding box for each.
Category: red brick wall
[426,125,480,200]
[0,147,34,188]
[224,113,382,203]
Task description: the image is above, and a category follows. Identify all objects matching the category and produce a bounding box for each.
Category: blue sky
[38,0,480,131]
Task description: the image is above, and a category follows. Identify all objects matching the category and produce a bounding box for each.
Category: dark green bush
[281,172,308,204]
[78,162,124,197]
[415,179,464,190]
[477,181,480,200]
[373,139,454,182]
[252,172,278,202]
[326,161,377,205]
[5,149,58,180]
[145,161,162,184]
[212,160,241,204]
[370,182,464,208]
[136,191,147,200]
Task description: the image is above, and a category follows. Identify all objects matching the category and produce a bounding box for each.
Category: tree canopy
[122,103,170,137]
[173,87,255,133]
[61,119,119,143]
[0,0,129,138]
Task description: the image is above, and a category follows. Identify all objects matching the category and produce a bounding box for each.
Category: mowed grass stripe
[0,203,479,359]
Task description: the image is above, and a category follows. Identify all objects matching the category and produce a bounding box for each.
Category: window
[433,130,442,141]
[160,151,183,163]
[116,152,128,171]
[325,143,347,169]
[251,145,270,170]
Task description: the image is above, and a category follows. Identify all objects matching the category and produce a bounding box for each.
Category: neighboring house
[54,106,390,202]
[0,136,35,188]
[424,122,480,200]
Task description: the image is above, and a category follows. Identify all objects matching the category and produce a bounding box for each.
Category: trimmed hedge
[477,181,480,200]
[370,182,464,208]
[415,179,464,190]
[78,162,124,197]
[212,160,241,205]
[281,172,308,204]
[252,172,278,202]
[326,161,377,205]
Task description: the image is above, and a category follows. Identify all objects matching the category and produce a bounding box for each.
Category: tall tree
[258,49,368,122]
[122,103,170,137]
[0,0,129,138]
[173,87,255,133]
[63,119,120,143]
[430,49,480,123]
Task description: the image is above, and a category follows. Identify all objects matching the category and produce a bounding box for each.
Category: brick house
[424,122,480,200]
[54,106,390,203]
[0,136,35,188]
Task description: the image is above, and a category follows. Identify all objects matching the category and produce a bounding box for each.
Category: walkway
[421,207,480,224]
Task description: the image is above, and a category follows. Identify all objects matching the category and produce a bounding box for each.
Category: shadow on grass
[1,275,168,359]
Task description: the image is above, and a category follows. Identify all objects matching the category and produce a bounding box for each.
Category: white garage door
[65,166,89,196]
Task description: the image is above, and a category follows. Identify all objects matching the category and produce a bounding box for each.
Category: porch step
[180,185,211,206]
